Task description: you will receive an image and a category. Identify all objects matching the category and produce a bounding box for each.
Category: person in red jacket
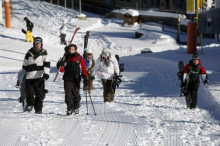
[57,44,88,115]
[182,54,209,109]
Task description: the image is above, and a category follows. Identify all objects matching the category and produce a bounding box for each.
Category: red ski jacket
[184,60,206,74]
[60,53,87,77]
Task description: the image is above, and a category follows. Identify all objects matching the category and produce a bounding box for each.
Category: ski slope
[0,0,220,145]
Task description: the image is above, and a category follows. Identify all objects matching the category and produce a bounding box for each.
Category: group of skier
[18,22,121,115]
[18,18,210,116]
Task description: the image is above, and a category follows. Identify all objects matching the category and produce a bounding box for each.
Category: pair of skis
[53,27,80,82]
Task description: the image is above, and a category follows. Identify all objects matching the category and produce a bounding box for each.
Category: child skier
[182,54,209,109]
[57,44,88,115]
[92,48,120,103]
[83,49,95,91]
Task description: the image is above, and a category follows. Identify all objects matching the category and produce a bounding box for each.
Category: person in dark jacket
[183,54,209,109]
[57,44,88,115]
[24,17,34,42]
[23,37,50,114]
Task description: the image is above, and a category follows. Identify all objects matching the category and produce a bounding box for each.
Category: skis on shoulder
[53,27,80,82]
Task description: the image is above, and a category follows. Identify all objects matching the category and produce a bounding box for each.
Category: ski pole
[88,89,97,115]
[85,89,89,115]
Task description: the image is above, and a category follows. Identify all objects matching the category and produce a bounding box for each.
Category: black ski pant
[185,82,199,109]
[64,80,81,111]
[101,79,115,102]
[60,33,67,45]
[25,79,45,112]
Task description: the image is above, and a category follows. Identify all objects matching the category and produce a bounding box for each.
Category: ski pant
[64,80,81,110]
[101,79,115,102]
[60,33,67,45]
[83,72,93,91]
[25,79,45,112]
[185,82,199,109]
[26,30,33,42]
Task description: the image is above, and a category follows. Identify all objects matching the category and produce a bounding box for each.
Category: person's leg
[72,82,81,110]
[34,80,45,113]
[64,80,74,111]
[25,80,35,111]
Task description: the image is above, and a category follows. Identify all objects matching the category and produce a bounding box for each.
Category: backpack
[187,64,201,84]
[63,54,82,82]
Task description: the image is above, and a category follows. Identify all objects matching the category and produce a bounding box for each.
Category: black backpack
[63,54,82,82]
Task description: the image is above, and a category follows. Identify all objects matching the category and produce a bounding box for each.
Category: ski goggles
[34,39,42,44]
[193,56,199,60]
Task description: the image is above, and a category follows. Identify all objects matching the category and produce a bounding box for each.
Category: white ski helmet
[86,49,93,54]
[101,48,110,57]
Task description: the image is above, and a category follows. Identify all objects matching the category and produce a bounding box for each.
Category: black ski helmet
[192,54,199,60]
[33,37,43,47]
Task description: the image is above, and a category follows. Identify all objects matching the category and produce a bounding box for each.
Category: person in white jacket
[92,49,120,102]
[60,19,68,45]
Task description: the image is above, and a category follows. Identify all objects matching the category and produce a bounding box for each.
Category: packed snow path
[0,65,220,145]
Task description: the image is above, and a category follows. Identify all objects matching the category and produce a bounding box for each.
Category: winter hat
[101,48,110,58]
[86,49,93,54]
[33,37,43,47]
[192,54,199,60]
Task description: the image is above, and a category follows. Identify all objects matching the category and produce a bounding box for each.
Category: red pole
[5,0,11,28]
[187,22,197,54]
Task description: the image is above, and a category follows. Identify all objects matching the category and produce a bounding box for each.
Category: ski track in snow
[1,72,220,145]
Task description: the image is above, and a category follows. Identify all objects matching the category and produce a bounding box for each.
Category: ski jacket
[84,56,95,74]
[59,52,87,82]
[183,60,207,84]
[92,55,119,80]
[60,24,67,35]
[23,47,50,80]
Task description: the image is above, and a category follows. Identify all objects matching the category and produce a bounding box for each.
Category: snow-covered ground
[0,0,220,145]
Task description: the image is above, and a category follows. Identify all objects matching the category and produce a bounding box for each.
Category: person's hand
[43,73,49,81]
[59,60,65,67]
[90,76,95,80]
[203,79,209,85]
[84,76,88,87]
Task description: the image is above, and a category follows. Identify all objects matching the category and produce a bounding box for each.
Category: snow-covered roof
[113,9,139,16]
[124,9,139,16]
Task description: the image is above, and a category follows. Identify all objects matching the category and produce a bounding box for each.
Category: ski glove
[83,76,88,87]
[43,73,49,81]
[90,76,95,80]
[203,79,209,85]
[59,60,65,67]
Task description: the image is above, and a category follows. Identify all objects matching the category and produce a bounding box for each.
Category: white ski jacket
[23,48,50,80]
[92,56,119,80]
[60,24,67,35]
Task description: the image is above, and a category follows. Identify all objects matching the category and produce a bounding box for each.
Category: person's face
[35,42,42,50]
[193,59,199,65]
[69,46,76,54]
[87,53,92,58]
[103,55,109,60]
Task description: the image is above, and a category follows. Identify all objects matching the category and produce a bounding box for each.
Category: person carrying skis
[92,48,120,103]
[24,17,34,42]
[83,49,95,91]
[57,44,88,115]
[182,54,209,109]
[60,19,67,45]
[23,37,50,114]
